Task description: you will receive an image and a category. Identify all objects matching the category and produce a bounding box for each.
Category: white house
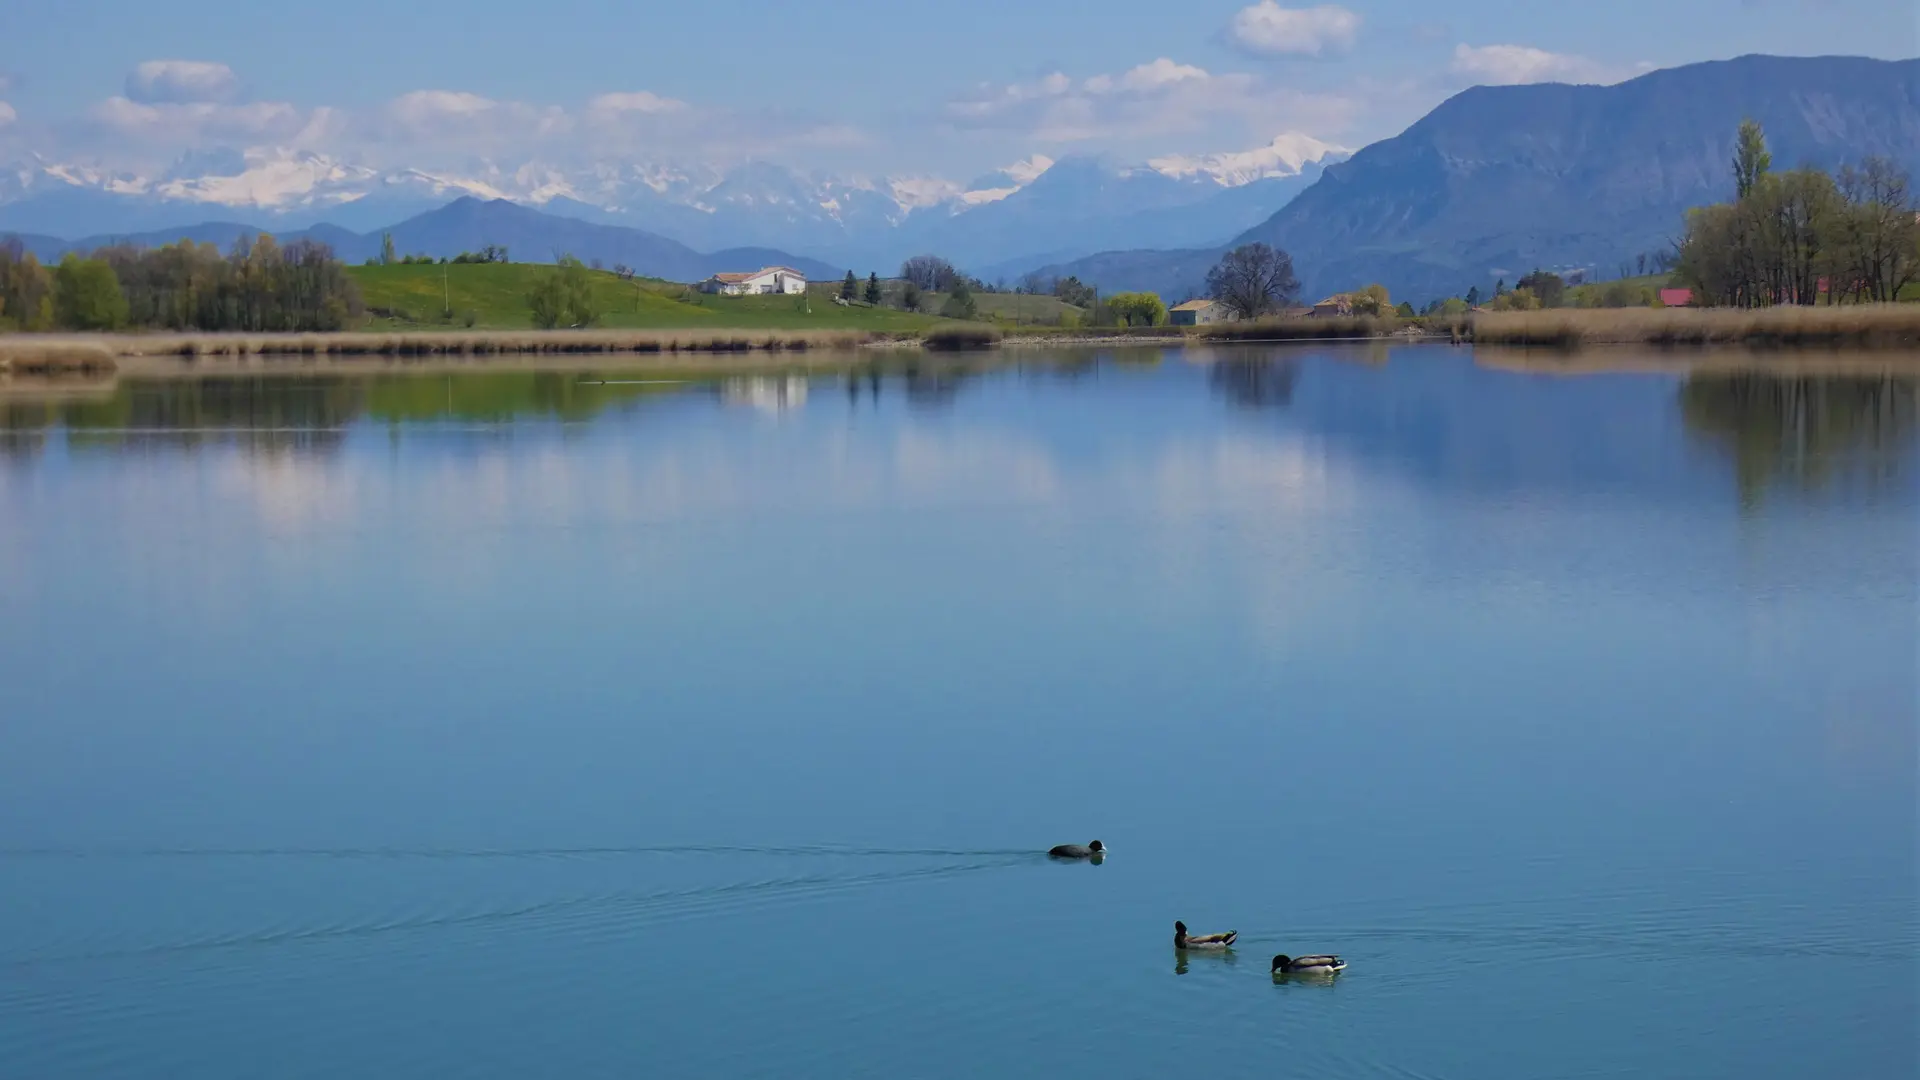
[699,266,808,296]
[1169,299,1230,326]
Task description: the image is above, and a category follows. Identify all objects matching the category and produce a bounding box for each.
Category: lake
[0,346,1914,1079]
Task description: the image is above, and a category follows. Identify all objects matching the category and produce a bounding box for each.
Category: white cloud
[353,86,858,165]
[586,91,688,117]
[389,90,511,126]
[947,59,1355,147]
[87,96,333,146]
[126,60,239,104]
[0,102,15,129]
[947,71,1075,120]
[1084,58,1211,94]
[1450,44,1650,86]
[1228,3,1362,58]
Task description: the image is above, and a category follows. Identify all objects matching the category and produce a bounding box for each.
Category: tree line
[1,235,364,333]
[1674,120,1920,307]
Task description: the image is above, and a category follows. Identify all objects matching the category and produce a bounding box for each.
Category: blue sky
[0,0,1912,177]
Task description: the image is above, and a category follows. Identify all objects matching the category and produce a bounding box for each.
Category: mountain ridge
[5,197,847,283]
[1030,54,1920,302]
[0,140,1347,274]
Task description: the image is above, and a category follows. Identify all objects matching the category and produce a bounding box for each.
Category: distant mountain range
[0,135,1347,276]
[6,55,1915,300]
[8,198,848,284]
[1036,55,1920,303]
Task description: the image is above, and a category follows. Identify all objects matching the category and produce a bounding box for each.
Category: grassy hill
[348,263,942,331]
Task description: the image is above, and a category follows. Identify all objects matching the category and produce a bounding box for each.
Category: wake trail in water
[0,844,1042,861]
[0,855,1031,973]
[1227,922,1901,963]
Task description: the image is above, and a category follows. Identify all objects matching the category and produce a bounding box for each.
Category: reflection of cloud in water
[214,454,363,532]
[1137,435,1352,653]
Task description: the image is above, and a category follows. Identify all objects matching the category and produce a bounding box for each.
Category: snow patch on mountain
[1148,134,1348,186]
[153,152,377,208]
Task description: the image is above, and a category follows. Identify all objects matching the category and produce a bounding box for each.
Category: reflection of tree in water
[1210,358,1299,410]
[899,361,978,410]
[1679,371,1917,505]
[60,377,362,456]
[0,401,55,461]
[1,371,692,456]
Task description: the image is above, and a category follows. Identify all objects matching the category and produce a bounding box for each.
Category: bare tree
[900,254,959,291]
[1836,157,1919,303]
[1206,243,1300,319]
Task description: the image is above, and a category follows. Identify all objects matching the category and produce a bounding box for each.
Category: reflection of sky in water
[0,348,1913,1079]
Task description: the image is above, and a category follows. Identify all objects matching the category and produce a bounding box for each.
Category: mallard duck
[1048,841,1105,859]
[1272,953,1346,975]
[1174,921,1236,950]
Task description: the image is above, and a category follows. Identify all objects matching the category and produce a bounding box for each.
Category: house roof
[1314,295,1351,306]
[1170,299,1216,311]
[1658,288,1694,306]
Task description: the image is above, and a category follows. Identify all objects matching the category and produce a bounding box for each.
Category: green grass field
[348,264,943,332]
[924,291,1084,325]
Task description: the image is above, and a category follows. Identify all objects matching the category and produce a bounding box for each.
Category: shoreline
[3,339,1916,405]
[6,301,1920,368]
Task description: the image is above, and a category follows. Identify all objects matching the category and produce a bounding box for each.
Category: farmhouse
[700,267,808,296]
[1311,295,1354,317]
[1168,299,1229,326]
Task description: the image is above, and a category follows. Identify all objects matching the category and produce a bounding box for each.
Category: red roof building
[1658,288,1694,308]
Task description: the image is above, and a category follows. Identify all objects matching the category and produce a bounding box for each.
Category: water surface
[1,347,1914,1078]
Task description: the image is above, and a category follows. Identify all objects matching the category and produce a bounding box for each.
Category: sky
[0,0,1914,180]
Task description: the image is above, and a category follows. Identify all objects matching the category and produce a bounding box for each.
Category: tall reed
[922,324,1004,350]
[1470,305,1920,349]
[0,341,120,376]
[62,327,884,360]
[1198,315,1409,341]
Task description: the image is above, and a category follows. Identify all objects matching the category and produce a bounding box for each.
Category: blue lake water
[0,347,1914,1078]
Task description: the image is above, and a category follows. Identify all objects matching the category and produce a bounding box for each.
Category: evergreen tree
[864,272,881,305]
[380,233,397,266]
[1465,285,1481,307]
[840,270,858,301]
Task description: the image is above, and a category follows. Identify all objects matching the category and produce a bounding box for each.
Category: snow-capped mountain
[1147,133,1348,187]
[0,137,1349,272]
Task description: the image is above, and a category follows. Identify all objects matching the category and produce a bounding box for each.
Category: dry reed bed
[0,341,120,376]
[921,324,1004,350]
[1198,315,1464,342]
[107,328,887,359]
[1472,305,1920,348]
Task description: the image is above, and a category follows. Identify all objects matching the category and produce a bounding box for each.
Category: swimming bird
[1174,921,1236,950]
[1271,953,1346,975]
[1048,841,1105,859]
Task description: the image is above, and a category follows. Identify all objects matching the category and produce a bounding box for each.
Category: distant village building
[722,375,809,413]
[1658,288,1695,308]
[700,267,808,296]
[1169,299,1229,326]
[1311,295,1354,318]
